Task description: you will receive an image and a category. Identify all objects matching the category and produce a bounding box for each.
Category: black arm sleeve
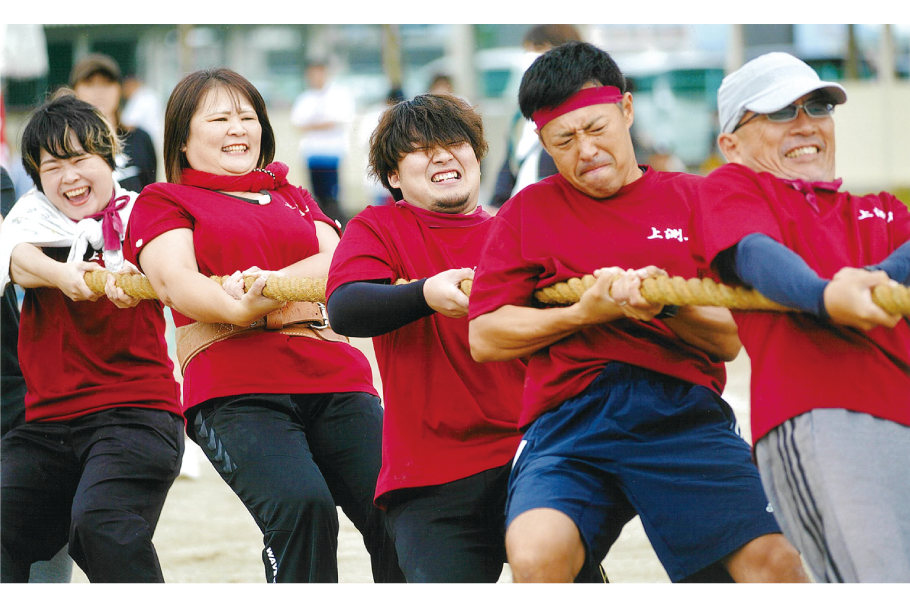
[326,278,435,338]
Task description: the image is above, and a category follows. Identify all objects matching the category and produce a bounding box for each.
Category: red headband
[532,85,624,130]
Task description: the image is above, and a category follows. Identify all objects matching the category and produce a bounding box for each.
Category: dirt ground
[69,341,756,584]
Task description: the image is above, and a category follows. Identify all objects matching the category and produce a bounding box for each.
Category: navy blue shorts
[506,363,780,582]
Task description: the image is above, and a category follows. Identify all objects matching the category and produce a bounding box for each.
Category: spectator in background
[70,53,158,192]
[353,87,407,207]
[429,74,454,96]
[121,74,164,151]
[490,24,582,208]
[291,59,355,227]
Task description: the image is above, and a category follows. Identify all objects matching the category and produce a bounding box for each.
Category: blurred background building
[2,24,908,215]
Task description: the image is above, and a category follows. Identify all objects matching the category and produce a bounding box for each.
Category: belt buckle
[308,302,330,330]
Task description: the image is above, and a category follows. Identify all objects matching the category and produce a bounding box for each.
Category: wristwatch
[654,304,679,320]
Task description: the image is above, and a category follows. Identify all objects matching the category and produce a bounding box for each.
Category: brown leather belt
[175,302,348,375]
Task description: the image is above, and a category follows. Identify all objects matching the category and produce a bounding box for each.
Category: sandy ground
[69,341,756,585]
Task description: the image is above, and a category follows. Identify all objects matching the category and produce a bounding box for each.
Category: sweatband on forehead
[532,86,624,131]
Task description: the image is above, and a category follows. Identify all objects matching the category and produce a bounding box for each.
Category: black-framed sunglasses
[732,99,836,133]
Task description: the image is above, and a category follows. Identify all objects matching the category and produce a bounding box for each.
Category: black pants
[190,391,403,583]
[1,408,184,583]
[306,156,346,227]
[384,463,607,583]
[385,463,512,583]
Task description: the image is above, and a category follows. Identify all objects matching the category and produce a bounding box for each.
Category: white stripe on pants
[755,408,910,582]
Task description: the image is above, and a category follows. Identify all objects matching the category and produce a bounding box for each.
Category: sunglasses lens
[805,100,834,117]
[766,100,834,122]
[766,106,798,122]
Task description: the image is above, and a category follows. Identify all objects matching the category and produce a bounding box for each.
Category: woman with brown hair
[125,68,401,583]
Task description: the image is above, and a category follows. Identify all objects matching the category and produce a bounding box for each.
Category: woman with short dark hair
[0,90,184,583]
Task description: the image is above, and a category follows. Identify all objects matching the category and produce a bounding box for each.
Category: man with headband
[468,41,808,583]
[695,52,910,582]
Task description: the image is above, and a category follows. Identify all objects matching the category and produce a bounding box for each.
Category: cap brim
[746,80,847,114]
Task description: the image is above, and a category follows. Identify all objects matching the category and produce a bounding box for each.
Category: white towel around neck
[0,182,136,292]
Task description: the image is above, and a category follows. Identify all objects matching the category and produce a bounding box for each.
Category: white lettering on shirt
[858,207,893,222]
[648,227,688,241]
[285,201,307,217]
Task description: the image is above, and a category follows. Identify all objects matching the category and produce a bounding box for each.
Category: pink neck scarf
[180,161,290,192]
[86,190,130,251]
[782,177,843,213]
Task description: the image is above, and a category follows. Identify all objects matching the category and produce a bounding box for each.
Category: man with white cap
[695,51,910,582]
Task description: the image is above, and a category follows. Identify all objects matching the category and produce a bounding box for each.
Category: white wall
[835,80,910,194]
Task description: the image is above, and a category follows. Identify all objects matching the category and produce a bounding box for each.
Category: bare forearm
[10,243,62,289]
[470,304,614,362]
[139,229,281,326]
[663,305,741,361]
[470,271,629,362]
[278,251,333,279]
[150,265,260,325]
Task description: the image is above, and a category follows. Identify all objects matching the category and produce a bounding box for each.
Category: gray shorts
[755,408,910,582]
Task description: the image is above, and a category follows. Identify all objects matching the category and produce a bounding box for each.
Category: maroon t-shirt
[126,182,376,414]
[327,202,524,504]
[19,246,181,422]
[469,167,726,428]
[696,162,910,442]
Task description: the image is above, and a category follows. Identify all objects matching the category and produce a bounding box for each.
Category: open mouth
[63,186,91,205]
[222,144,248,154]
[785,145,820,159]
[431,170,461,183]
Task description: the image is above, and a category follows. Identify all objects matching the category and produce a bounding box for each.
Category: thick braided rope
[534,273,910,317]
[534,275,791,311]
[84,270,328,303]
[84,270,910,315]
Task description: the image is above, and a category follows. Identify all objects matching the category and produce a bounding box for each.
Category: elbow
[468,318,502,363]
[155,286,179,311]
[145,271,179,311]
[712,333,743,362]
[717,342,742,362]
[470,342,498,364]
[470,341,495,363]
[325,291,371,338]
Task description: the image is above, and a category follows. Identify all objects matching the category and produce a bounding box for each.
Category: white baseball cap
[718,52,847,134]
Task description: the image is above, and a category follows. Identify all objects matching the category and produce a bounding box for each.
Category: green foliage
[893,187,910,208]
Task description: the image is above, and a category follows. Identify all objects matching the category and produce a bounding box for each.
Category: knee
[268,483,337,529]
[70,506,150,549]
[726,533,810,583]
[505,509,586,583]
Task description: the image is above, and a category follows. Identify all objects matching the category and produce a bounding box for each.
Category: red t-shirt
[126,182,376,414]
[326,202,524,504]
[696,162,910,442]
[19,247,181,423]
[469,167,726,428]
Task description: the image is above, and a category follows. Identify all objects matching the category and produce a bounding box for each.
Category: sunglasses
[733,99,836,133]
